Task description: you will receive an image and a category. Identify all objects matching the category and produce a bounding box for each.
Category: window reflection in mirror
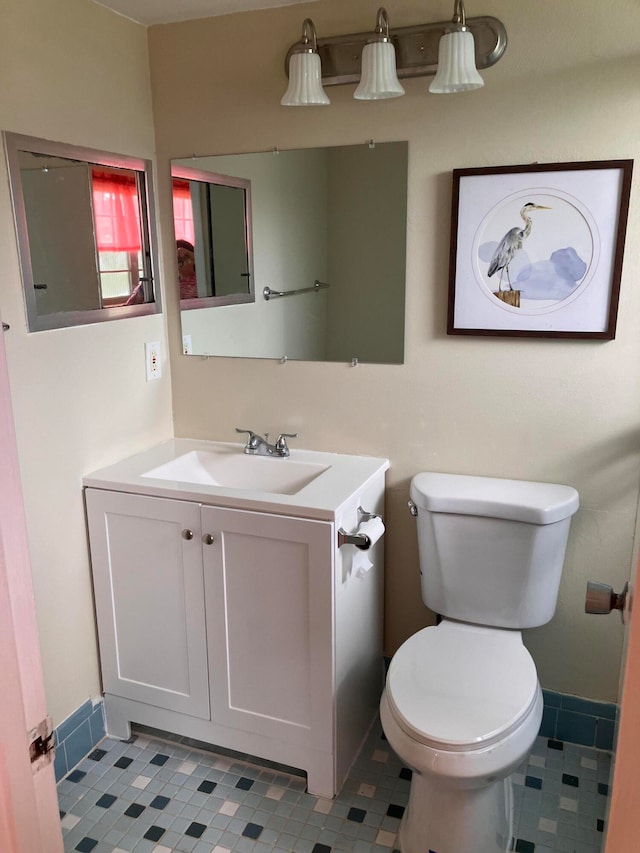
[172,166,254,308]
[4,133,159,331]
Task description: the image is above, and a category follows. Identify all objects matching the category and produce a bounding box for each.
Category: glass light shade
[354,40,405,100]
[429,28,484,93]
[281,51,330,106]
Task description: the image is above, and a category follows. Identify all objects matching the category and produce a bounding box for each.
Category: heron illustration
[487,202,552,291]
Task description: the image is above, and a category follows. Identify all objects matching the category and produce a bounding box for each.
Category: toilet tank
[410,473,579,629]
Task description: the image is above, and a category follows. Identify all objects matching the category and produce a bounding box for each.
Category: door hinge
[28,716,55,772]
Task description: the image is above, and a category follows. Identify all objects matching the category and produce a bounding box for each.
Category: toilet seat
[386,620,539,751]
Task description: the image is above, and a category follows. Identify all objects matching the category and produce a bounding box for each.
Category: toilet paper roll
[352,517,385,579]
[358,517,385,548]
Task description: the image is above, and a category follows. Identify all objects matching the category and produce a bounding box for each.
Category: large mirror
[172,141,408,364]
[4,132,159,332]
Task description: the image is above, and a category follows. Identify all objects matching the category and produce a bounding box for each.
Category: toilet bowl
[381,620,543,853]
[383,472,578,853]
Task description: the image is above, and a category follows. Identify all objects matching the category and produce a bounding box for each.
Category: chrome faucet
[235,428,298,458]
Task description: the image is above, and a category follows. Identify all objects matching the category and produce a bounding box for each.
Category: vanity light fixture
[282,3,506,105]
[429,0,484,93]
[353,8,405,101]
[280,18,330,106]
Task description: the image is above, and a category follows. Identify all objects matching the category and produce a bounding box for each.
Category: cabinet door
[202,506,333,751]
[86,490,209,719]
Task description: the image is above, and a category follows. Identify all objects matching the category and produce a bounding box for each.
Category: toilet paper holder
[337,507,382,550]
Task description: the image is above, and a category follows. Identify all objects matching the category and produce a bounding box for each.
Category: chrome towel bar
[263,280,329,300]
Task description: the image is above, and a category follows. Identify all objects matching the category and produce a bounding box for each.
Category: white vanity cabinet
[83,440,388,798]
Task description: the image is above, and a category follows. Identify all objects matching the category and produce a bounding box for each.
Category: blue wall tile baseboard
[53,699,106,782]
[54,686,616,784]
[540,690,617,750]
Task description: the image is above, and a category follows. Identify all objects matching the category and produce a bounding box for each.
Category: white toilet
[380,472,579,853]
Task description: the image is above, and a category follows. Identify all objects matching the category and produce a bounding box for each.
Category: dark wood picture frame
[447,160,633,339]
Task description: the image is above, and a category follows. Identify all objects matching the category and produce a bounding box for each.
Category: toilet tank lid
[410,473,579,525]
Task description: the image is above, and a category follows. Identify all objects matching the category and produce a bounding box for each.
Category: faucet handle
[275,432,298,456]
[235,428,259,449]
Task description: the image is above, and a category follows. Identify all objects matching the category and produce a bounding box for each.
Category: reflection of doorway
[0,320,63,852]
[21,163,101,313]
[207,182,250,298]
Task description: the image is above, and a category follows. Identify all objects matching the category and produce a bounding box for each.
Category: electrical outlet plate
[145,341,161,380]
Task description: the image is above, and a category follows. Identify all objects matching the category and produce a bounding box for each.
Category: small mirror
[172,165,254,308]
[4,132,159,331]
[172,141,408,364]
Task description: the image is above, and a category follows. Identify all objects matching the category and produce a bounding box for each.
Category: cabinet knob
[203,533,215,545]
[182,529,194,540]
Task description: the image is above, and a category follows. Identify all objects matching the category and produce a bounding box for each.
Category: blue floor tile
[57,723,608,852]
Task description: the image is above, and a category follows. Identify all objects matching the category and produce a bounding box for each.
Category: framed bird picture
[447,160,633,338]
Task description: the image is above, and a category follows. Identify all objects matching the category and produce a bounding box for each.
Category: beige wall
[150,0,640,703]
[0,0,173,724]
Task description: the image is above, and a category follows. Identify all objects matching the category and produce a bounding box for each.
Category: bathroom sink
[84,438,389,518]
[141,448,330,495]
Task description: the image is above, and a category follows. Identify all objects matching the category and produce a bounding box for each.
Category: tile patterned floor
[511,737,610,853]
[57,721,610,852]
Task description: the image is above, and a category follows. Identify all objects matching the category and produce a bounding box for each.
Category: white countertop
[83,438,389,520]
